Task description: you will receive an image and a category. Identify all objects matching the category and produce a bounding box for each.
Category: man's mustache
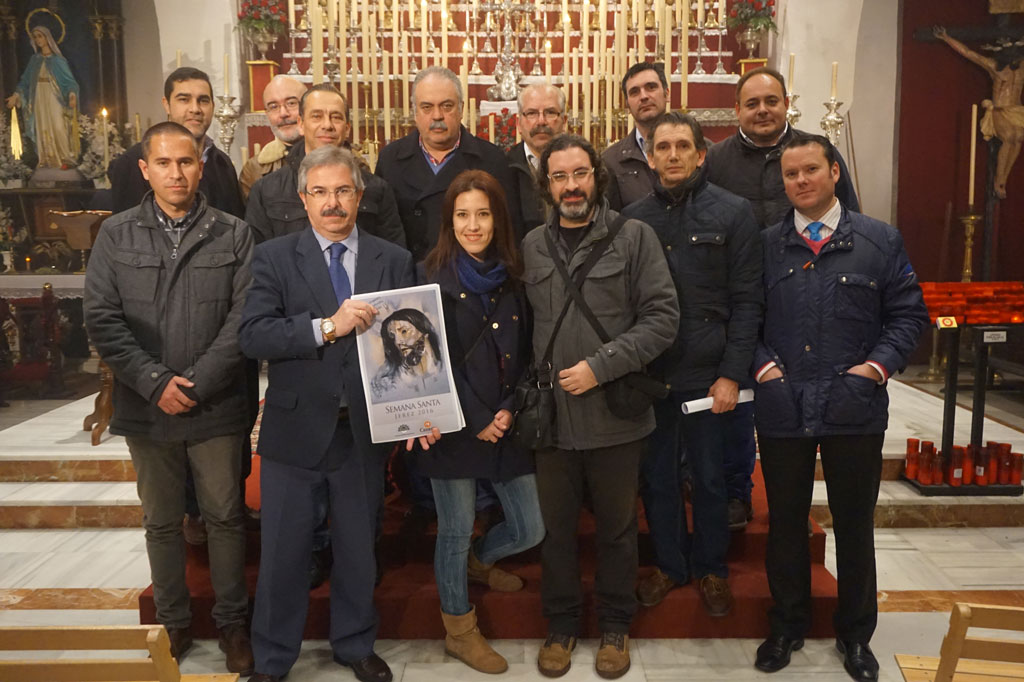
[278,116,298,127]
[321,206,348,218]
[532,124,555,136]
[560,190,586,201]
[429,120,448,132]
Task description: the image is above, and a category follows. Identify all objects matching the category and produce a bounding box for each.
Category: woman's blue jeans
[430,473,545,615]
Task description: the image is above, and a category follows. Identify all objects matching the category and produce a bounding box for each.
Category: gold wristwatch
[320,317,337,343]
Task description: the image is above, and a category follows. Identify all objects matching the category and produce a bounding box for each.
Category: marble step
[1,479,1022,529]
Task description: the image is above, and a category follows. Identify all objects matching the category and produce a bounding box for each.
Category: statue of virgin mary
[4,25,80,168]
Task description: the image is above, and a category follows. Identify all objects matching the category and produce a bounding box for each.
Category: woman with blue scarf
[416,169,544,674]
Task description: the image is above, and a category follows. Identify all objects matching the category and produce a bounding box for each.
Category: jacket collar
[135,190,209,229]
[613,127,648,165]
[776,203,855,254]
[735,123,795,157]
[651,165,708,206]
[394,126,481,162]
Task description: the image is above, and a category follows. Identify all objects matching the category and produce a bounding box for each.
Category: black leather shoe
[754,634,804,673]
[836,640,879,682]
[338,653,393,682]
[249,674,281,682]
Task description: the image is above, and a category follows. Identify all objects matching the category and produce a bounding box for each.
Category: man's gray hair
[298,145,366,193]
[517,84,566,115]
[412,66,463,108]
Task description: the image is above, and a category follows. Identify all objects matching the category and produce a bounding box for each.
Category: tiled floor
[1,374,1023,680]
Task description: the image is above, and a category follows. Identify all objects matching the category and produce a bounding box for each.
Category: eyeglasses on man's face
[522,108,563,122]
[547,167,595,184]
[304,186,358,201]
[266,97,300,115]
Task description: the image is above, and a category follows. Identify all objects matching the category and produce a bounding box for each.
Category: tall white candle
[969,103,978,207]
[545,39,553,83]
[288,0,296,29]
[383,51,392,141]
[370,17,379,111]
[788,52,795,91]
[697,0,704,26]
[101,107,109,170]
[421,0,429,68]
[460,61,469,122]
[402,32,411,116]
[328,0,336,48]
[311,5,324,83]
[441,4,448,66]
[223,54,229,95]
[470,97,477,135]
[830,61,838,99]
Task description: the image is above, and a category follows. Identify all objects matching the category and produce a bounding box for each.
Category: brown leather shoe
[467,549,524,592]
[182,514,207,545]
[595,632,630,679]
[218,623,254,675]
[636,568,681,607]
[698,574,734,617]
[165,626,193,661]
[537,632,576,678]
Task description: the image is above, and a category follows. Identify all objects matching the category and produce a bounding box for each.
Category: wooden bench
[896,603,1024,681]
[0,625,239,682]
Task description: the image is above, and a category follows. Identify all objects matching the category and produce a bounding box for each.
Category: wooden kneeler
[0,625,239,682]
[896,602,1024,681]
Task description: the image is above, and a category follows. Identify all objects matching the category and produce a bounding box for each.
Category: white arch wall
[122,0,246,165]
[770,0,899,223]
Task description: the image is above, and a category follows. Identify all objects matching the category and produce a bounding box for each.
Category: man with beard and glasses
[375,66,521,261]
[246,83,405,248]
[507,84,566,231]
[239,75,307,201]
[370,309,448,402]
[240,144,414,682]
[603,62,669,210]
[109,67,245,219]
[522,134,678,679]
[621,112,763,617]
[702,66,859,533]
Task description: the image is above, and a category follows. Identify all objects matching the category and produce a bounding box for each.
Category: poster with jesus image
[352,284,465,443]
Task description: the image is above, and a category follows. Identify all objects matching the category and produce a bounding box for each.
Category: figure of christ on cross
[935,25,1024,199]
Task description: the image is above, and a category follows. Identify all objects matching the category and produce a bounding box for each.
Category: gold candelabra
[960,209,982,283]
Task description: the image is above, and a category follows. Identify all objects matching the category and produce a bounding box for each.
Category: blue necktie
[328,242,351,305]
[807,221,825,242]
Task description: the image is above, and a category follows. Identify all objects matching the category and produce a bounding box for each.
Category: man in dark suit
[240,145,415,682]
[507,83,565,232]
[108,67,244,219]
[603,62,667,210]
[374,66,522,261]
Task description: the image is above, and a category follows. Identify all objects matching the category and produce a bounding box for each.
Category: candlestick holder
[288,29,302,75]
[712,27,727,75]
[214,95,240,152]
[819,97,844,146]
[567,114,582,136]
[471,56,484,74]
[348,34,361,74]
[692,24,706,75]
[960,210,982,283]
[325,49,341,86]
[785,92,801,126]
[409,57,420,73]
[298,11,309,31]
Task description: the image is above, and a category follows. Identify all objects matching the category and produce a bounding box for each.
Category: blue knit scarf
[455,250,507,314]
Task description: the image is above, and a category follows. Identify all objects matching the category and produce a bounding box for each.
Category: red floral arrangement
[486,108,518,152]
[726,0,777,33]
[238,0,288,35]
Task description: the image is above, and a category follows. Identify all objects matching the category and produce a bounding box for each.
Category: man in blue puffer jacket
[752,133,928,682]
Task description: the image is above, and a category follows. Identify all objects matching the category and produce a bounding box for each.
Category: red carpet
[140,459,839,638]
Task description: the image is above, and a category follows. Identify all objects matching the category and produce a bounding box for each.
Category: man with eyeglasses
[245,83,405,248]
[522,134,678,679]
[241,144,414,682]
[508,84,566,231]
[239,75,307,201]
[375,66,521,261]
[603,62,669,210]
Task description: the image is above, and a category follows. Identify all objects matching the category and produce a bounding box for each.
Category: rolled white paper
[680,389,754,415]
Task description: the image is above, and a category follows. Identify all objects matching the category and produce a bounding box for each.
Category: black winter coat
[413,264,534,481]
[621,169,763,392]
[108,141,245,219]
[244,143,406,247]
[704,126,859,230]
[374,127,523,261]
[84,194,253,441]
[753,206,929,438]
[506,142,548,234]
